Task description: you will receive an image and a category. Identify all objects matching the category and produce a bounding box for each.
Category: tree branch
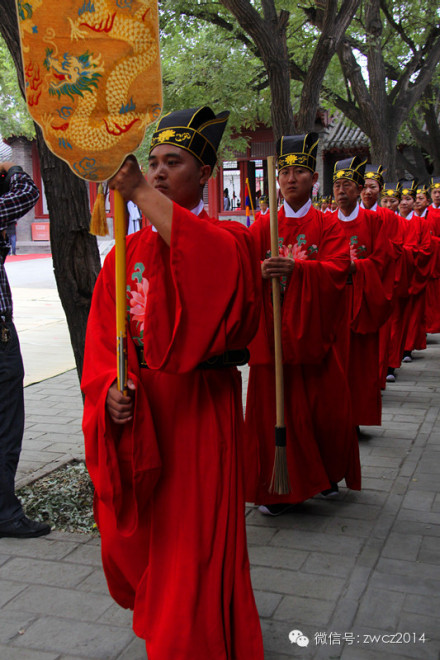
[379,0,417,54]
[392,35,440,120]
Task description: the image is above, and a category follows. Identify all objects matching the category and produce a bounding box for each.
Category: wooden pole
[267,156,291,494]
[114,189,127,394]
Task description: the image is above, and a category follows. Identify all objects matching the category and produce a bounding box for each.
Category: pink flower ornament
[129,277,149,332]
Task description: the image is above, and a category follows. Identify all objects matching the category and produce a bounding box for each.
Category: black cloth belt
[0,312,12,322]
[136,345,250,370]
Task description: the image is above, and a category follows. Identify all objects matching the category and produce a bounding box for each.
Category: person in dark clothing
[0,161,51,539]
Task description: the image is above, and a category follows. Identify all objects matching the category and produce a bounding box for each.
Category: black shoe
[386,367,396,383]
[402,351,413,363]
[258,503,295,516]
[321,482,339,497]
[0,515,51,539]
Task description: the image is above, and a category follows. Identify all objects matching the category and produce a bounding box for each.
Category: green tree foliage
[0,38,34,139]
[135,13,273,167]
[155,1,440,177]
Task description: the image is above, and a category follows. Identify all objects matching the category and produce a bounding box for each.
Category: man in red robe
[332,157,393,432]
[244,133,360,517]
[81,106,264,660]
[376,182,416,383]
[426,177,440,333]
[397,180,433,363]
[320,196,331,213]
[254,194,269,223]
[430,177,440,211]
[381,182,401,214]
[360,165,405,388]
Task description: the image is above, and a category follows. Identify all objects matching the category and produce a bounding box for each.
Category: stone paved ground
[1,337,440,659]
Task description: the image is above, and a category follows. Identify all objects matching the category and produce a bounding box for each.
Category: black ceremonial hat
[430,176,440,191]
[333,156,367,186]
[416,184,429,196]
[149,106,229,171]
[259,194,269,203]
[381,182,401,199]
[276,133,319,173]
[399,179,418,198]
[365,164,385,187]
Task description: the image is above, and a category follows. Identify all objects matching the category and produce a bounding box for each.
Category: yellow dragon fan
[16,0,162,182]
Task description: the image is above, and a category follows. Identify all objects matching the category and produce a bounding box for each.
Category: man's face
[415,193,429,214]
[431,187,440,206]
[382,195,399,211]
[148,145,210,210]
[259,199,268,213]
[321,201,329,211]
[277,166,317,209]
[333,178,362,214]
[389,196,400,211]
[361,179,380,209]
[399,194,414,216]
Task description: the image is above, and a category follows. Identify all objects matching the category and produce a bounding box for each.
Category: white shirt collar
[360,201,377,211]
[284,199,312,218]
[415,209,427,218]
[338,202,360,222]
[259,207,269,215]
[404,210,414,220]
[191,199,205,216]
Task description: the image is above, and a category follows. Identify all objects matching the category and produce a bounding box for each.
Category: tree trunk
[296,0,362,132]
[410,85,440,174]
[35,129,102,380]
[368,124,399,179]
[0,0,101,382]
[220,0,295,140]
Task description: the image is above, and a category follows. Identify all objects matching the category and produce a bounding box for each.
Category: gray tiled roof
[0,138,12,161]
[324,113,370,150]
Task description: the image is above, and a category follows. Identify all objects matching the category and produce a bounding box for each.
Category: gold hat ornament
[416,184,430,196]
[365,164,385,187]
[333,156,367,186]
[399,179,418,198]
[381,182,402,199]
[276,133,319,173]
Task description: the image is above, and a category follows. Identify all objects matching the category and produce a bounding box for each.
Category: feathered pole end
[269,427,291,495]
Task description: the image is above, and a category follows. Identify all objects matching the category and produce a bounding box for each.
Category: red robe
[334,207,393,426]
[425,207,440,333]
[375,206,405,387]
[388,214,419,368]
[81,205,264,660]
[401,213,433,352]
[244,205,360,506]
[254,209,270,224]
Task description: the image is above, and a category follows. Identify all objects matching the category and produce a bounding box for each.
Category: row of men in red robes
[375,177,440,384]
[245,140,440,517]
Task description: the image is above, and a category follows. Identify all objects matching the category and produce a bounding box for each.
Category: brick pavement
[1,337,440,659]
